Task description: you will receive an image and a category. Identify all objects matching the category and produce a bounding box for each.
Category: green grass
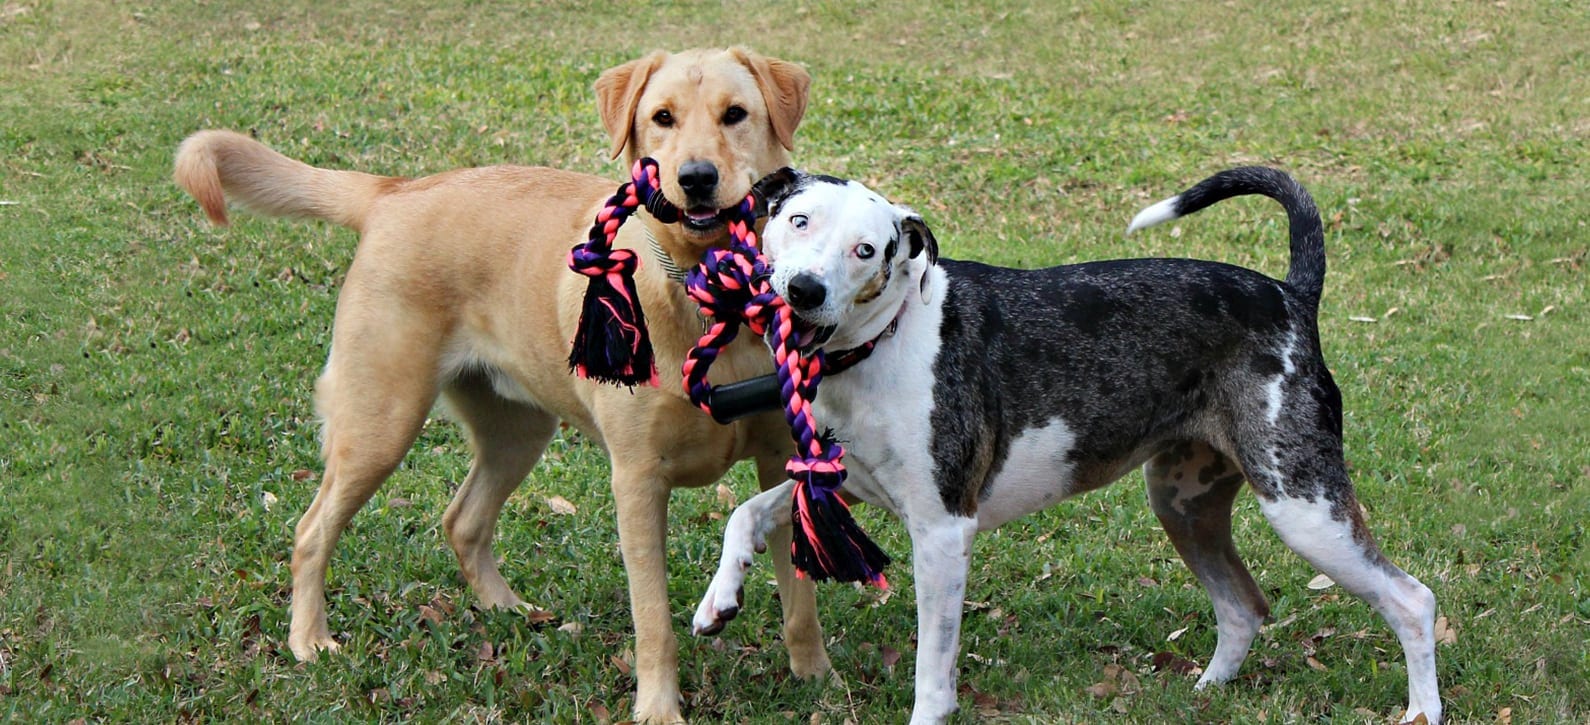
[3,0,1586,722]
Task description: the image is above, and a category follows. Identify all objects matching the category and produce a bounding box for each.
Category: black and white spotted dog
[691,167,1441,724]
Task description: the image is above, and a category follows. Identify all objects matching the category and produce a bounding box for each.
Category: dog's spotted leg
[904,514,979,725]
[1145,443,1270,686]
[610,464,686,724]
[1255,490,1441,724]
[1238,392,1441,725]
[693,479,793,636]
[439,373,560,611]
[755,456,832,679]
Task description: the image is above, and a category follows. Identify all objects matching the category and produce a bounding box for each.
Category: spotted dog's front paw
[692,553,749,636]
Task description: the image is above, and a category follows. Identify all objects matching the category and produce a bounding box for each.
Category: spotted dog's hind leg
[1236,370,1441,724]
[1145,442,1270,687]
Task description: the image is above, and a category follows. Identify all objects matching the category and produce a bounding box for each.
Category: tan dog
[173,48,821,723]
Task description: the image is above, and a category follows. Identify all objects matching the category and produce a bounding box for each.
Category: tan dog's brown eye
[653,109,675,127]
[854,243,876,259]
[722,106,748,125]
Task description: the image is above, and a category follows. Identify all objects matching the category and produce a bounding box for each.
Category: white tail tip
[1127,195,1181,234]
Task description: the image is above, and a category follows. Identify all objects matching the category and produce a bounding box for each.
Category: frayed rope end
[790,476,891,587]
[567,249,658,388]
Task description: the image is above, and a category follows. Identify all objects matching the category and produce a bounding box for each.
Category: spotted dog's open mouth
[779,312,836,352]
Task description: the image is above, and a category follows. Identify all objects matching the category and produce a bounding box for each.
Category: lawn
[2,1,1586,722]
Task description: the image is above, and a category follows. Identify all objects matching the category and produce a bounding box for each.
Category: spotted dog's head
[754,168,939,351]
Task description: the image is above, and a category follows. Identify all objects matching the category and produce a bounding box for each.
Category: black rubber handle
[707,374,783,424]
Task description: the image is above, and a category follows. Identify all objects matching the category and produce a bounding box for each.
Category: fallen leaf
[1435,615,1457,645]
[1307,573,1335,590]
[1496,706,1511,724]
[589,702,611,725]
[1166,626,1188,641]
[476,641,495,662]
[1306,656,1327,671]
[1084,681,1117,698]
[291,469,314,482]
[546,495,577,515]
[1151,651,1199,674]
[525,608,557,626]
[418,605,443,624]
[1116,667,1141,695]
[716,482,737,508]
[558,621,583,636]
[261,491,277,511]
[881,644,901,668]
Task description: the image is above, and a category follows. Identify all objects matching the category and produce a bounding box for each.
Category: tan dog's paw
[632,697,687,725]
[789,647,834,681]
[287,632,341,662]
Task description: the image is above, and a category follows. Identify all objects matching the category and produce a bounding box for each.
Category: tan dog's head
[596,47,810,245]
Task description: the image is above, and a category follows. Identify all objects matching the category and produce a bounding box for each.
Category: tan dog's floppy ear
[730,47,811,152]
[595,50,667,160]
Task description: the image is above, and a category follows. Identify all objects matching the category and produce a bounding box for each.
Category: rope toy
[566,157,680,388]
[681,197,892,587]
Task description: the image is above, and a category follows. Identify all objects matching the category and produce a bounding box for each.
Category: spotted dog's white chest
[811,300,944,522]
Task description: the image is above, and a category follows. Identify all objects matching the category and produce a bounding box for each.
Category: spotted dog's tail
[1127,167,1326,310]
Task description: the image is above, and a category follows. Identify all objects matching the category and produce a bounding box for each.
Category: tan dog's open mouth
[682,205,735,233]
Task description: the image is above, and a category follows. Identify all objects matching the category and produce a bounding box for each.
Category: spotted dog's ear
[752,167,803,216]
[900,210,939,265]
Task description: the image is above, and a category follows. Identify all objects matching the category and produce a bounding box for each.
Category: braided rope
[682,197,891,587]
[566,158,679,388]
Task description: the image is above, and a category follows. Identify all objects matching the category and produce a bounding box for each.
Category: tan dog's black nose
[786,272,827,311]
[678,160,719,201]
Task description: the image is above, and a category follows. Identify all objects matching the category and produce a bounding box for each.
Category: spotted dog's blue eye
[790,214,808,230]
[854,243,876,259]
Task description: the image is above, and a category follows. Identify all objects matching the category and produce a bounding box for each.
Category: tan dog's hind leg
[756,455,831,679]
[441,373,560,610]
[289,309,445,661]
[611,464,685,724]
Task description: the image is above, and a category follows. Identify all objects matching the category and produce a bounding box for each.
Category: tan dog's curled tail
[173,129,398,232]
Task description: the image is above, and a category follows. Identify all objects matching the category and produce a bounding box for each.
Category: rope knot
[569,246,638,277]
[566,158,675,388]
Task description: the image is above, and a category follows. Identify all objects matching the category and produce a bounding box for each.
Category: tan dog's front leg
[756,455,831,679]
[612,466,685,724]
